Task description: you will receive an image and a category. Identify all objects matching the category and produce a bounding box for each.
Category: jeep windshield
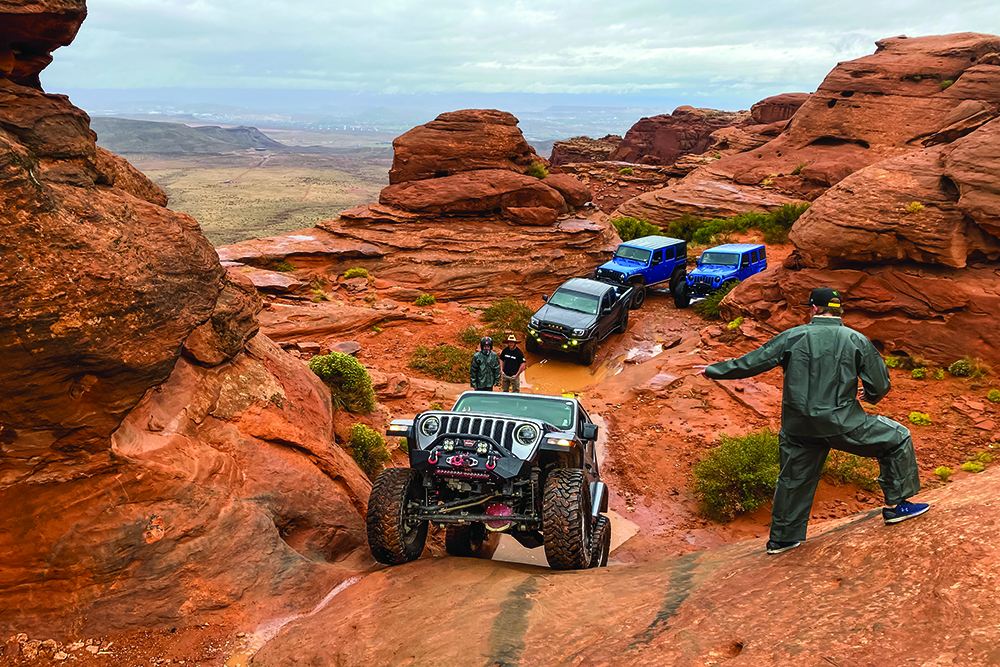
[453,394,577,430]
[548,289,599,315]
[614,246,651,263]
[699,252,739,267]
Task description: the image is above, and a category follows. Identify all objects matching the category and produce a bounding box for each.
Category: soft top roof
[555,277,617,296]
[702,243,765,253]
[620,235,685,250]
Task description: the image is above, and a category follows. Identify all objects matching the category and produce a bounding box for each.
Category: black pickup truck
[526,278,633,365]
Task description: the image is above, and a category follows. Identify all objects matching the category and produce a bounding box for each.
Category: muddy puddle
[522,336,671,396]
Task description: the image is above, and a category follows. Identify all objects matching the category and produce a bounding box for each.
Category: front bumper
[527,327,594,352]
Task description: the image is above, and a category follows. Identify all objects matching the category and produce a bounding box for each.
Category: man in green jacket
[470,336,501,391]
[702,287,928,555]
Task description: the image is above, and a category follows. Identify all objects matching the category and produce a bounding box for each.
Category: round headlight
[420,416,440,437]
[572,328,586,336]
[515,424,538,445]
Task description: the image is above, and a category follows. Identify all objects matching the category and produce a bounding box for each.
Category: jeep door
[649,249,668,285]
[597,289,616,338]
[754,247,767,273]
[738,251,753,280]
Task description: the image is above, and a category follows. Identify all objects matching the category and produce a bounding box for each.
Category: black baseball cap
[802,287,843,308]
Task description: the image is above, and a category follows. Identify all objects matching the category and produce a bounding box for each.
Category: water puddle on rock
[523,356,623,395]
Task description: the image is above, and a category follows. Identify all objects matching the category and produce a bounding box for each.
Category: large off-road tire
[673,281,691,309]
[629,283,646,309]
[445,522,500,559]
[579,341,596,366]
[617,308,629,334]
[367,468,428,565]
[526,336,539,353]
[542,468,593,570]
[669,268,686,296]
[588,515,612,568]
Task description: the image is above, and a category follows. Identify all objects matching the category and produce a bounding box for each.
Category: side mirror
[582,423,598,440]
[542,294,548,302]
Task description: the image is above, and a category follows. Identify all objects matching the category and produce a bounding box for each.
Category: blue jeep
[686,243,767,297]
[593,235,689,309]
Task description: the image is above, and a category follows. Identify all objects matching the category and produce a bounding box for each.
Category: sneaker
[766,540,801,554]
[883,500,930,524]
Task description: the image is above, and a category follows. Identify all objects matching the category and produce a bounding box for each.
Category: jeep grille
[689,275,715,286]
[437,415,538,452]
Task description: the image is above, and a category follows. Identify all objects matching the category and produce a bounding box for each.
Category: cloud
[43,0,1000,108]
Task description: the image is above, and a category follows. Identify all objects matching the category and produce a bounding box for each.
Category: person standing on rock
[697,287,928,555]
[498,334,527,393]
[470,336,501,391]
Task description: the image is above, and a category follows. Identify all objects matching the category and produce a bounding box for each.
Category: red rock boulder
[0,0,86,88]
[609,106,748,166]
[750,92,809,124]
[549,134,623,167]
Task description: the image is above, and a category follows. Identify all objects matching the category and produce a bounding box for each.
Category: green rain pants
[769,414,921,543]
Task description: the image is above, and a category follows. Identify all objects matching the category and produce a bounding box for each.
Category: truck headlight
[530,318,540,327]
[545,437,573,447]
[515,424,538,445]
[572,328,586,336]
[713,276,721,284]
[420,416,440,436]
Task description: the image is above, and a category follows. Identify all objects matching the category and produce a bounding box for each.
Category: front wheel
[629,283,646,309]
[367,468,428,565]
[617,308,629,334]
[445,523,500,559]
[673,281,691,309]
[543,468,593,570]
[579,341,596,366]
[525,336,539,353]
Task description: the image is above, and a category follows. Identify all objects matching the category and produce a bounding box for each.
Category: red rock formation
[724,116,1000,363]
[616,33,1000,227]
[0,3,371,637]
[549,134,622,167]
[750,92,809,124]
[609,106,748,166]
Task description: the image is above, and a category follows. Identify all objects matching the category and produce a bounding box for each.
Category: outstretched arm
[704,333,788,380]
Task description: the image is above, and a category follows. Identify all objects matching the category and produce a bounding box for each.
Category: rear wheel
[673,281,691,309]
[579,341,596,366]
[445,523,500,559]
[367,468,428,565]
[617,308,629,334]
[588,515,612,568]
[543,469,593,570]
[669,268,686,295]
[629,283,646,309]
[525,336,539,353]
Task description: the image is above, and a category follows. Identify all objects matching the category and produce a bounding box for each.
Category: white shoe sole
[883,505,929,524]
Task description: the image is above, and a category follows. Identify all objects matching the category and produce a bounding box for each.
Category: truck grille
[595,268,624,283]
[438,415,529,451]
[689,275,715,286]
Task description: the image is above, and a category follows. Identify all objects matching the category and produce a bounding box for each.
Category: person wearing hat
[498,334,527,393]
[697,286,927,555]
[470,336,501,391]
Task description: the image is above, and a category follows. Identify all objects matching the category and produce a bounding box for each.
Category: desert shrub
[911,367,926,380]
[758,203,810,244]
[791,162,807,176]
[275,260,296,272]
[693,429,780,521]
[823,451,881,491]
[906,201,924,214]
[934,369,945,380]
[525,162,549,179]
[310,278,331,302]
[988,389,1000,403]
[694,281,739,320]
[458,324,483,347]
[415,293,436,307]
[935,466,953,482]
[409,344,470,383]
[961,461,985,473]
[619,167,634,175]
[948,357,989,379]
[343,267,368,279]
[665,205,808,246]
[429,402,443,411]
[308,353,377,414]
[372,325,382,334]
[727,316,744,330]
[398,437,409,452]
[908,411,932,426]
[666,214,703,243]
[480,296,533,340]
[884,356,901,369]
[940,79,954,90]
[975,451,994,464]
[349,424,391,479]
[612,216,662,242]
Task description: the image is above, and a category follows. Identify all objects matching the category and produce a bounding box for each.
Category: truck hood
[599,258,645,273]
[690,265,736,279]
[533,303,596,330]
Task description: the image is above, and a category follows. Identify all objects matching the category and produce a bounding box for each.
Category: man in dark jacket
[701,287,928,555]
[470,336,501,391]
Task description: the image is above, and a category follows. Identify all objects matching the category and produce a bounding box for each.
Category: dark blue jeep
[685,243,767,297]
[593,235,689,308]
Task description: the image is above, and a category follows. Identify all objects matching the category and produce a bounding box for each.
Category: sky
[42,0,1000,113]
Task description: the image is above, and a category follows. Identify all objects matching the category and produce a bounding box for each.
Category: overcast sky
[43,0,1000,110]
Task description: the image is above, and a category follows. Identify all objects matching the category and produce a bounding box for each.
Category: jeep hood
[600,257,644,272]
[690,265,735,278]
[533,304,596,329]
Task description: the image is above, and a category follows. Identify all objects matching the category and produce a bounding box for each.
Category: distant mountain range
[90,117,290,154]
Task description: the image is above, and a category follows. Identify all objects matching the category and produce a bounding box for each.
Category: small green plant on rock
[308,353,377,414]
[415,293,436,307]
[693,429,780,521]
[905,201,924,214]
[940,79,954,90]
[791,162,807,176]
[961,461,985,473]
[619,167,634,176]
[884,356,901,369]
[611,216,663,242]
[726,317,744,330]
[975,451,994,464]
[908,411,932,426]
[934,466,953,482]
[349,423,391,479]
[988,389,1000,403]
[822,451,880,491]
[409,344,470,384]
[344,267,368,279]
[694,281,739,320]
[934,369,945,380]
[458,324,482,347]
[911,367,926,380]
[481,296,533,340]
[275,260,296,272]
[310,278,331,302]
[429,402,443,411]
[525,162,549,179]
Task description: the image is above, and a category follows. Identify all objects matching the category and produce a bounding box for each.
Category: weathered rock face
[750,92,809,125]
[0,0,86,88]
[549,134,622,167]
[724,116,1000,363]
[616,33,1000,227]
[609,106,747,166]
[388,109,542,184]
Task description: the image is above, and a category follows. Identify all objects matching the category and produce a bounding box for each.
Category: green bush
[940,79,954,90]
[611,216,663,242]
[343,267,368,279]
[961,461,985,473]
[791,162,807,176]
[310,278,331,302]
[935,466,953,482]
[525,162,549,179]
[934,369,945,380]
[758,203,811,244]
[398,437,409,452]
[822,451,881,491]
[906,201,924,214]
[275,260,296,272]
[693,429,780,521]
[988,389,1000,403]
[911,367,926,380]
[694,281,739,320]
[666,214,703,243]
[458,324,483,347]
[884,356,901,369]
[975,451,994,464]
[619,167,634,176]
[308,353,377,414]
[726,316,744,330]
[349,424,391,479]
[908,411,932,426]
[409,344,470,383]
[429,402,443,410]
[481,296,533,340]
[415,293,436,307]
[664,204,809,246]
